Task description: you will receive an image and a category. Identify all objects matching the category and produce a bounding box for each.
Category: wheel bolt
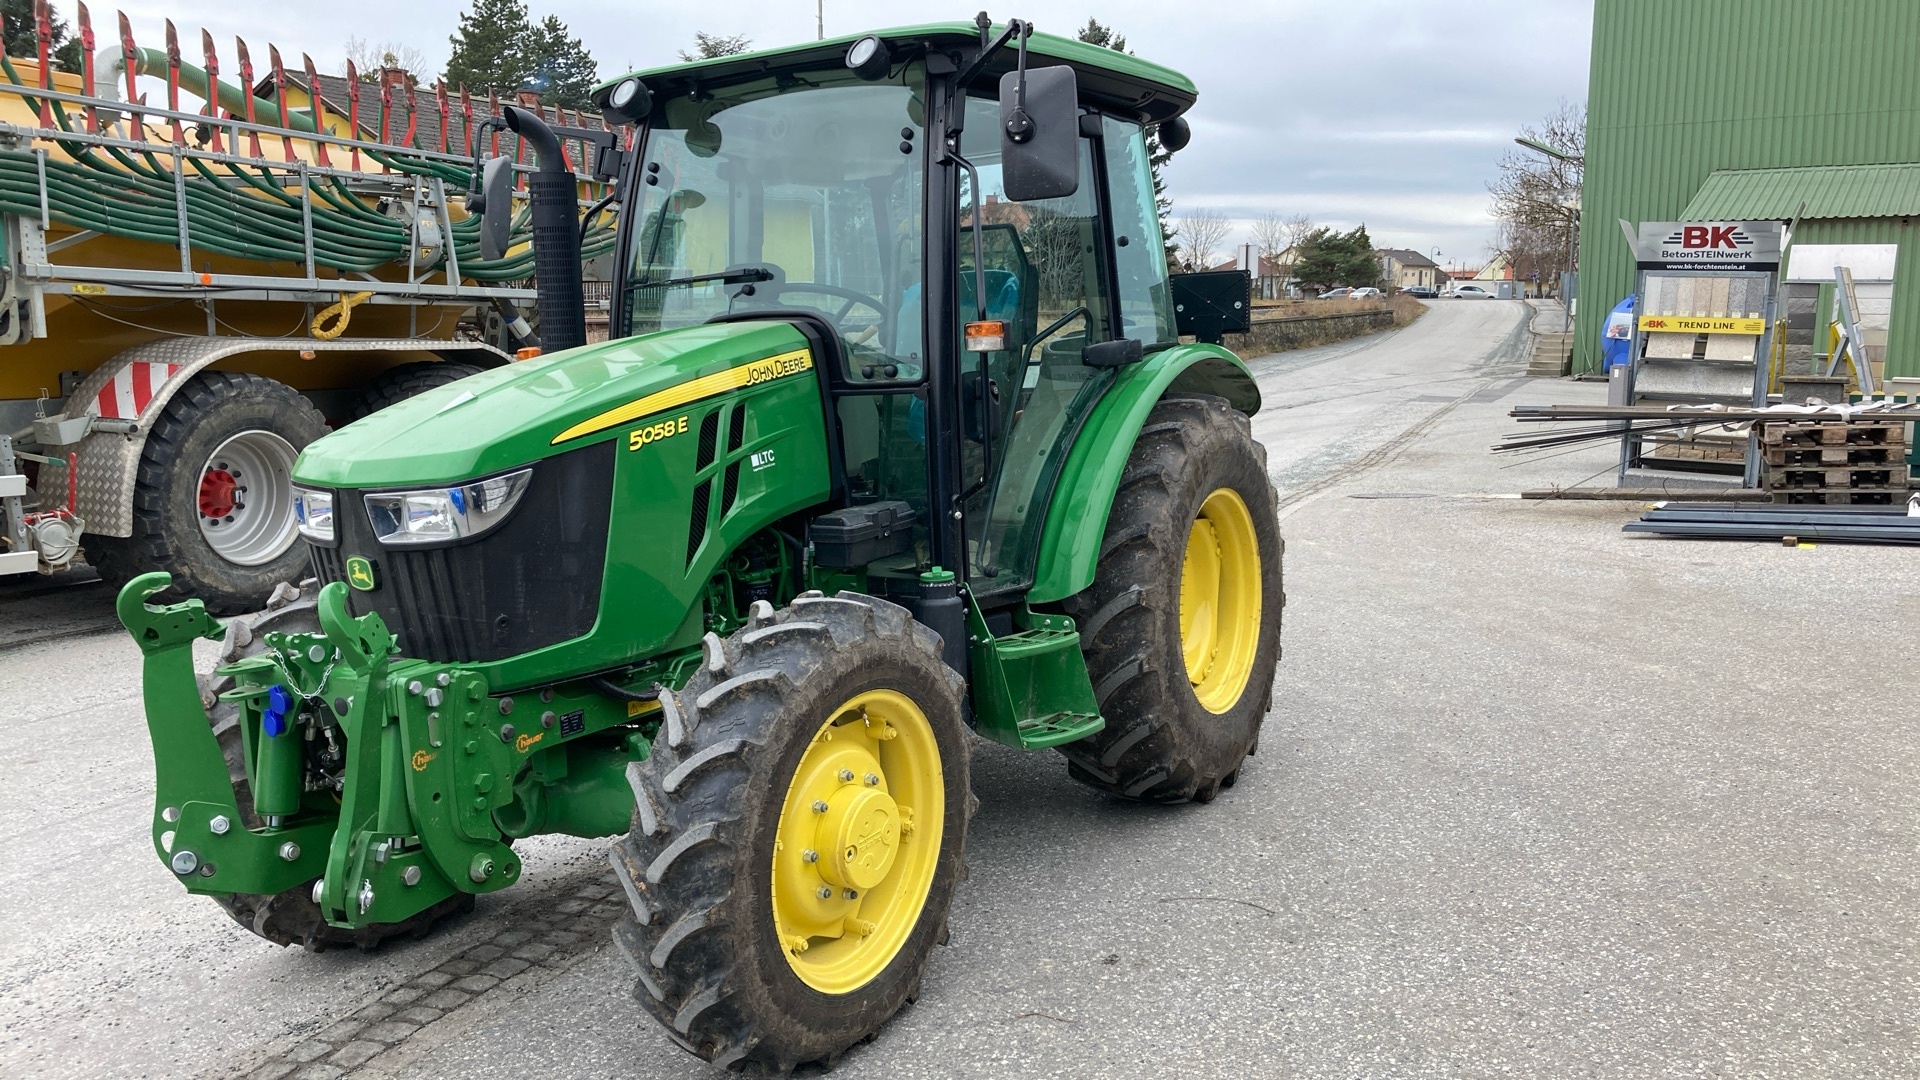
[801,849,819,863]
[816,885,833,899]
[838,768,854,782]
[864,773,880,786]
[812,800,829,813]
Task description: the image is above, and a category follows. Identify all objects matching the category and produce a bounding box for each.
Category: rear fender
[1027,343,1259,604]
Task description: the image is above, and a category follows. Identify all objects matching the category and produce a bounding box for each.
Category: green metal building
[1577,0,1920,379]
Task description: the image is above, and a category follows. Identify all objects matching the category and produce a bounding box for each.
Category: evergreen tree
[1076,19,1175,263]
[679,32,751,62]
[444,0,533,94]
[1292,225,1383,291]
[526,14,598,108]
[2,0,82,73]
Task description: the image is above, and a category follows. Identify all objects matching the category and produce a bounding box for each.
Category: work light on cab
[363,469,532,546]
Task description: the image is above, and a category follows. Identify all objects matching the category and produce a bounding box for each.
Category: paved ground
[3,299,1915,1079]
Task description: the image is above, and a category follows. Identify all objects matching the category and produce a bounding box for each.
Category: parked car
[1400,285,1438,299]
[1450,285,1493,299]
[1349,287,1383,300]
[1318,287,1353,300]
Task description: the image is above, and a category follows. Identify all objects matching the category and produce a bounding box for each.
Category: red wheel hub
[199,468,238,519]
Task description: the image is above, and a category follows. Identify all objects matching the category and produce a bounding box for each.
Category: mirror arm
[466,117,511,208]
[950,18,1028,97]
[1004,22,1033,144]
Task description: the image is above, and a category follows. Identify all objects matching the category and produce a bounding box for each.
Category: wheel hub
[198,468,239,519]
[193,430,300,566]
[816,785,900,891]
[770,689,943,995]
[1178,487,1262,714]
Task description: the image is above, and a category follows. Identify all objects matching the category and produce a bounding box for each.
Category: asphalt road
[3,299,1915,1079]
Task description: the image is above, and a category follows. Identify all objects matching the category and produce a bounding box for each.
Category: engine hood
[293,320,813,488]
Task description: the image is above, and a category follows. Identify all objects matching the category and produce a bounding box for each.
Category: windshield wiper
[630,267,774,290]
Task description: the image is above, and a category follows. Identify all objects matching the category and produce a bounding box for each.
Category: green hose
[0,53,615,284]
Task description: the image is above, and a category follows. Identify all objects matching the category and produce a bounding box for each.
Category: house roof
[1681,162,1920,220]
[1375,248,1437,267]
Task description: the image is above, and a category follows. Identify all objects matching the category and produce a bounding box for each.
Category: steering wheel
[757,280,892,338]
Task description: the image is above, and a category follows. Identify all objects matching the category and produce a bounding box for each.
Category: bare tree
[1175,207,1231,273]
[1489,99,1583,289]
[1250,211,1289,268]
[346,36,429,80]
[1282,214,1316,258]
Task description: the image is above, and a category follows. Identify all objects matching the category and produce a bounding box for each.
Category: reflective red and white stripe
[93,362,184,419]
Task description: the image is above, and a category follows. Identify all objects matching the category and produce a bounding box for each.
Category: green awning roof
[1681,163,1920,220]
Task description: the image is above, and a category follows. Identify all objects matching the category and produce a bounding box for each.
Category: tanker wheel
[347,360,485,421]
[1057,394,1284,803]
[197,582,473,951]
[88,372,328,615]
[612,592,971,1072]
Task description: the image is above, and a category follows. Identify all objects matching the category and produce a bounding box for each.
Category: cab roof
[599,22,1197,125]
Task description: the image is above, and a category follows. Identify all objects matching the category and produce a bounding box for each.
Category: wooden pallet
[1760,421,1909,448]
[1763,443,1907,467]
[1775,488,1908,506]
[1767,466,1902,490]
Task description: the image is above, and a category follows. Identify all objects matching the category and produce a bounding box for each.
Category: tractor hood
[294,320,813,489]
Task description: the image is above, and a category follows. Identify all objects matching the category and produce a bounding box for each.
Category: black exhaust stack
[502,105,586,353]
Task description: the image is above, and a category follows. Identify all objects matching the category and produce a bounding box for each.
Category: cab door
[954,96,1121,594]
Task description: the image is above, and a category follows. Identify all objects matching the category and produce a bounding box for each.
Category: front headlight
[293,487,334,543]
[364,468,532,547]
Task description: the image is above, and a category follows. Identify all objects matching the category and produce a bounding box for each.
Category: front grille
[308,441,615,664]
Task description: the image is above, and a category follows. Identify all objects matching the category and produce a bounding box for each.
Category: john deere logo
[345,555,377,591]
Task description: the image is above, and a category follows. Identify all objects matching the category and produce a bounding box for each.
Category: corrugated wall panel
[1579,0,1920,378]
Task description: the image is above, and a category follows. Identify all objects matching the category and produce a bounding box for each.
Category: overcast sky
[111,0,1594,268]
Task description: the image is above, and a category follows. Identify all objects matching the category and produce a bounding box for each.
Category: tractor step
[966,607,1105,751]
[1009,707,1106,749]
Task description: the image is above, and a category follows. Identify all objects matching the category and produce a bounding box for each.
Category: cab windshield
[625,66,927,376]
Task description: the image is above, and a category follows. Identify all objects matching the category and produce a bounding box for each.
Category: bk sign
[1632,220,1782,269]
[1680,225,1742,249]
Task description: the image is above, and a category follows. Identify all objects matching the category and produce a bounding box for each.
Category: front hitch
[117,573,331,895]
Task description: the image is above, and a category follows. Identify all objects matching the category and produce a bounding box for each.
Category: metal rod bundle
[1624,501,1920,545]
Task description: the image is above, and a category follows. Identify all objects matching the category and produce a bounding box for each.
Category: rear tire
[200,582,473,951]
[348,360,485,421]
[1057,394,1284,803]
[89,372,328,615]
[611,592,970,1072]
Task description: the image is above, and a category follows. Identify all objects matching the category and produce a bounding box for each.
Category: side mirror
[472,156,515,261]
[999,66,1078,202]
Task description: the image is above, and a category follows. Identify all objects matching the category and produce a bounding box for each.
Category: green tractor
[119,16,1282,1071]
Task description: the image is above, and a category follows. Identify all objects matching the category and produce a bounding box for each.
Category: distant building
[1375,248,1441,290]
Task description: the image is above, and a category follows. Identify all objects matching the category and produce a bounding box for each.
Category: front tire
[612,592,970,1072]
[1058,394,1284,803]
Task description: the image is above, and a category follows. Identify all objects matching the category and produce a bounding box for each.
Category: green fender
[1027,343,1261,604]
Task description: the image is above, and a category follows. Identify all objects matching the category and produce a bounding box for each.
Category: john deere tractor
[119,17,1282,1071]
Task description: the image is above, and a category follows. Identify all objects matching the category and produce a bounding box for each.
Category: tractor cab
[594,18,1198,603]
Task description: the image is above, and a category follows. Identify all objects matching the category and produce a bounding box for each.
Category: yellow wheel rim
[1178,487,1262,714]
[771,689,944,994]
